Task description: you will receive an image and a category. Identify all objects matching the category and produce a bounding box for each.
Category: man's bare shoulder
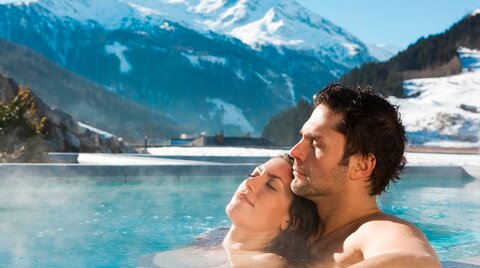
[355,212,420,233]
[308,212,440,267]
[350,212,441,267]
[354,212,426,242]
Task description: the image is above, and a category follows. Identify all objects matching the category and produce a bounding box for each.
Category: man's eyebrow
[300,129,324,141]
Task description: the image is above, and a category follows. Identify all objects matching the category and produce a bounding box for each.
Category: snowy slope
[1,0,372,69]
[389,47,480,147]
[472,8,480,16]
[367,43,403,62]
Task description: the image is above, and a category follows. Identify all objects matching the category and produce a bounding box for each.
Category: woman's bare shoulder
[252,252,286,266]
[136,246,229,268]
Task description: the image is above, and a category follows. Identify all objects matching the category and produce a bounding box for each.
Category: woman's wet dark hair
[264,154,319,267]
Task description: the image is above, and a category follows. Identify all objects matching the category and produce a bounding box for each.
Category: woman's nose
[245,176,261,192]
[290,138,306,162]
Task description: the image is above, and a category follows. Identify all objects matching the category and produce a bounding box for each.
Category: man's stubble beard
[291,165,349,198]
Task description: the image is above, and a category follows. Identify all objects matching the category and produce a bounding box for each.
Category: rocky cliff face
[0,73,133,160]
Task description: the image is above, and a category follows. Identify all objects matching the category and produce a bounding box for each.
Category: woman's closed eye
[266,181,277,191]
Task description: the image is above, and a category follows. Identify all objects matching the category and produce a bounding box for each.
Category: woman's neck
[223,225,277,252]
[223,225,285,268]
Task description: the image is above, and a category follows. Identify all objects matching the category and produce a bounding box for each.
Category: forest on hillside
[262,13,480,146]
[340,13,480,97]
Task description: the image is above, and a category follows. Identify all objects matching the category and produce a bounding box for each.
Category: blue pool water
[0,170,479,267]
[379,170,480,261]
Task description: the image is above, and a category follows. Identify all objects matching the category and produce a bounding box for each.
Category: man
[289,84,441,267]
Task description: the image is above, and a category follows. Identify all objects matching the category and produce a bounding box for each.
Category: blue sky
[296,0,480,49]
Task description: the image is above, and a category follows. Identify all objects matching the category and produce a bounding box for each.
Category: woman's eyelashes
[246,173,279,192]
[266,181,277,191]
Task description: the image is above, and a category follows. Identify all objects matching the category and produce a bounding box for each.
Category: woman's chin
[225,205,248,225]
[225,202,240,219]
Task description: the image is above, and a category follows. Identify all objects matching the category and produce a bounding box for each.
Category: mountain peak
[471,8,480,17]
[1,0,373,67]
[0,0,376,136]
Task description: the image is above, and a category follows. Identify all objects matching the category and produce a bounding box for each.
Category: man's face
[289,104,349,197]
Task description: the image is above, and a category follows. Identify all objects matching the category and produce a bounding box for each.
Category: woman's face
[226,158,294,234]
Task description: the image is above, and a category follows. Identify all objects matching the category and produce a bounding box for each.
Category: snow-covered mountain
[3,0,372,68]
[367,43,403,62]
[0,0,375,136]
[389,47,480,147]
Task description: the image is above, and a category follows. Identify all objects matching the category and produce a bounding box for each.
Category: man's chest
[308,231,364,267]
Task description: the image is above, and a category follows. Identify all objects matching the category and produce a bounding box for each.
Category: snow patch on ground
[147,146,288,157]
[389,47,480,147]
[78,122,114,139]
[342,42,359,56]
[282,73,295,105]
[228,8,303,48]
[105,42,132,73]
[206,98,254,134]
[404,151,480,167]
[181,52,227,67]
[145,146,480,168]
[193,0,224,14]
[254,72,271,85]
[234,69,245,80]
[159,21,175,31]
[471,8,480,16]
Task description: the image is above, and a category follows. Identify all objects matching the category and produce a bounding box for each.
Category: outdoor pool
[0,167,479,267]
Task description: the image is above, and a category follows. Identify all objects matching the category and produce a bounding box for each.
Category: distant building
[170,138,195,146]
[185,133,275,147]
[168,133,196,146]
[458,47,480,72]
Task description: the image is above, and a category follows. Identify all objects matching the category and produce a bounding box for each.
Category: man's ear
[349,153,376,180]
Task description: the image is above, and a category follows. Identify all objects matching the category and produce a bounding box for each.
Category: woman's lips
[237,192,254,207]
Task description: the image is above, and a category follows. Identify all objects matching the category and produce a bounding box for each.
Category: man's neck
[312,190,380,238]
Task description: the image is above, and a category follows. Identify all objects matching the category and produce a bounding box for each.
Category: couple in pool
[222,84,440,268]
[142,84,441,267]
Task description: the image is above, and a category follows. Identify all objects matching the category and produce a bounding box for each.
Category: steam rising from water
[0,172,240,267]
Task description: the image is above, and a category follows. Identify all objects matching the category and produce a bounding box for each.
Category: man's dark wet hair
[314,83,407,195]
[264,154,319,267]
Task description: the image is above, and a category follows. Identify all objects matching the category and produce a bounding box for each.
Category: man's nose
[290,138,306,162]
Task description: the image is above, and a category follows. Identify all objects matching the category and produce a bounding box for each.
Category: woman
[223,154,319,267]
[137,154,318,268]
